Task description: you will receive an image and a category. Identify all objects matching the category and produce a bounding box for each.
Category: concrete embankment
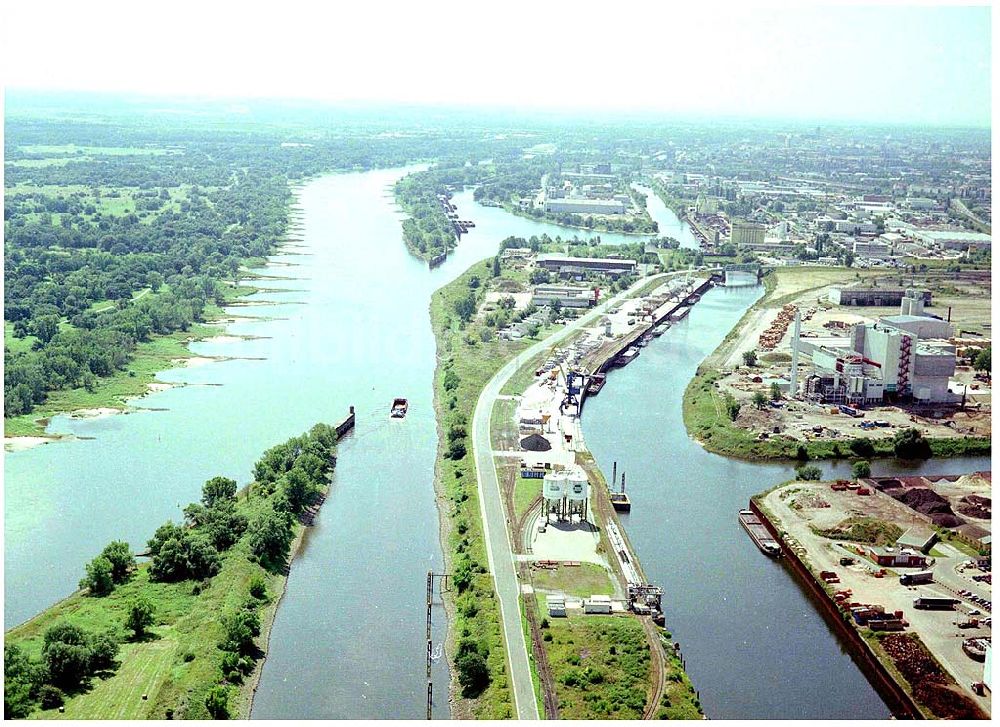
[748,498,924,720]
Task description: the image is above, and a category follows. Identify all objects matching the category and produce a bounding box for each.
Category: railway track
[641,616,667,719]
[520,563,560,719]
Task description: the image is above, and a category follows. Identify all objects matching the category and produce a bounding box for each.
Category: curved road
[472,272,678,720]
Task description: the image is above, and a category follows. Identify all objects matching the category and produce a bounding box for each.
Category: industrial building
[867,546,928,568]
[796,290,957,404]
[731,221,766,246]
[913,229,992,251]
[535,254,637,278]
[542,465,590,523]
[853,240,892,259]
[828,287,932,307]
[531,285,598,309]
[543,197,626,215]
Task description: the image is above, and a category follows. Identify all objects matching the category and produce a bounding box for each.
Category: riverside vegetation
[3,424,339,720]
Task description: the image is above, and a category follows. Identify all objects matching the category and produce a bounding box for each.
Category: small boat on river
[390,398,409,418]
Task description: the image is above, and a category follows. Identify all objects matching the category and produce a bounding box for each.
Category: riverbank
[3,209,308,444]
[752,481,989,719]
[4,424,342,720]
[682,267,991,461]
[494,200,657,237]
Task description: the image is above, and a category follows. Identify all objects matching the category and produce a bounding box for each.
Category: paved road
[472,273,673,720]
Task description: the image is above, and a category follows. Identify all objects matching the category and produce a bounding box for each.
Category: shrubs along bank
[4,424,339,720]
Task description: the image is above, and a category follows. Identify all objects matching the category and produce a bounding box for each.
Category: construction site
[756,471,991,719]
[706,267,991,448]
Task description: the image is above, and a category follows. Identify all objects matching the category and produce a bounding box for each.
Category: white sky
[2,0,992,125]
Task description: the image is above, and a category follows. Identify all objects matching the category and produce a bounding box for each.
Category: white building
[544,198,626,215]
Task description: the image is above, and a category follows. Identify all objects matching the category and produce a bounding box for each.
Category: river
[5,169,982,719]
[3,168,657,717]
[581,283,990,720]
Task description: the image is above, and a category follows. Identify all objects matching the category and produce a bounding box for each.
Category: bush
[248,575,268,600]
[446,439,467,460]
[5,644,42,718]
[455,651,490,697]
[99,541,136,585]
[848,437,876,458]
[39,685,64,710]
[851,460,872,479]
[204,685,230,719]
[795,465,822,481]
[893,428,932,459]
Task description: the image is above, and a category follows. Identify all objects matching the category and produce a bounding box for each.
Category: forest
[3,115,500,423]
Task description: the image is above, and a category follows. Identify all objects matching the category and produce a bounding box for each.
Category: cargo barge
[670,306,691,322]
[738,509,781,556]
[586,373,607,395]
[613,346,640,368]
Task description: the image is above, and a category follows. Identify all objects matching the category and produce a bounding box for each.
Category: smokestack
[612,461,617,491]
[948,306,952,323]
[789,309,801,398]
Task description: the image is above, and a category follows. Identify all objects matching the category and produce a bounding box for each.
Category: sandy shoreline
[4,435,60,452]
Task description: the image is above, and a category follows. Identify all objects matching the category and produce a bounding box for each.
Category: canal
[581,282,990,719]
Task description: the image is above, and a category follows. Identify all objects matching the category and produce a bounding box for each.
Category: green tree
[29,314,61,344]
[795,465,822,481]
[742,349,757,367]
[848,437,876,458]
[247,509,293,564]
[770,381,782,401]
[202,476,238,508]
[126,597,155,640]
[204,685,230,719]
[79,556,114,596]
[4,644,41,719]
[852,460,872,480]
[453,293,476,322]
[893,428,931,459]
[455,650,490,697]
[99,541,135,584]
[752,391,767,410]
[724,394,741,421]
[220,608,260,656]
[42,624,93,689]
[973,347,991,374]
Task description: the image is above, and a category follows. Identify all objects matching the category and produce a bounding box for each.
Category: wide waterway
[582,283,990,719]
[3,167,646,717]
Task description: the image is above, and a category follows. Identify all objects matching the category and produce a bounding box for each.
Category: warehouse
[543,198,626,215]
[535,254,637,278]
[531,285,598,309]
[828,288,932,307]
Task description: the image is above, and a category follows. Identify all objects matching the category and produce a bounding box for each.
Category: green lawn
[530,563,614,599]
[514,476,543,521]
[541,613,651,720]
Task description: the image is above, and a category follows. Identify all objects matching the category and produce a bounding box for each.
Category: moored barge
[739,509,781,557]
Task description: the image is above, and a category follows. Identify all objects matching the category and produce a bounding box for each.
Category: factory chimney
[789,309,801,398]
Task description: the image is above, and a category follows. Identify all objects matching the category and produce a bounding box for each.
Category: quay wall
[748,498,924,720]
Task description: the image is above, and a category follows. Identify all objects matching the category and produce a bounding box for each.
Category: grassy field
[529,564,615,599]
[514,476,543,521]
[6,482,309,720]
[541,613,651,719]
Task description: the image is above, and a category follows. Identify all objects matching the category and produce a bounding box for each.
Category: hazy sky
[3,1,991,126]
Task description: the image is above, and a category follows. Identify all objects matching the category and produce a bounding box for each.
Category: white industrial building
[542,465,590,522]
[913,229,992,251]
[796,291,956,404]
[531,285,598,309]
[853,240,892,259]
[544,198,626,215]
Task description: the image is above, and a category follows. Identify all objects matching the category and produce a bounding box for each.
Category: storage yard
[758,473,991,718]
